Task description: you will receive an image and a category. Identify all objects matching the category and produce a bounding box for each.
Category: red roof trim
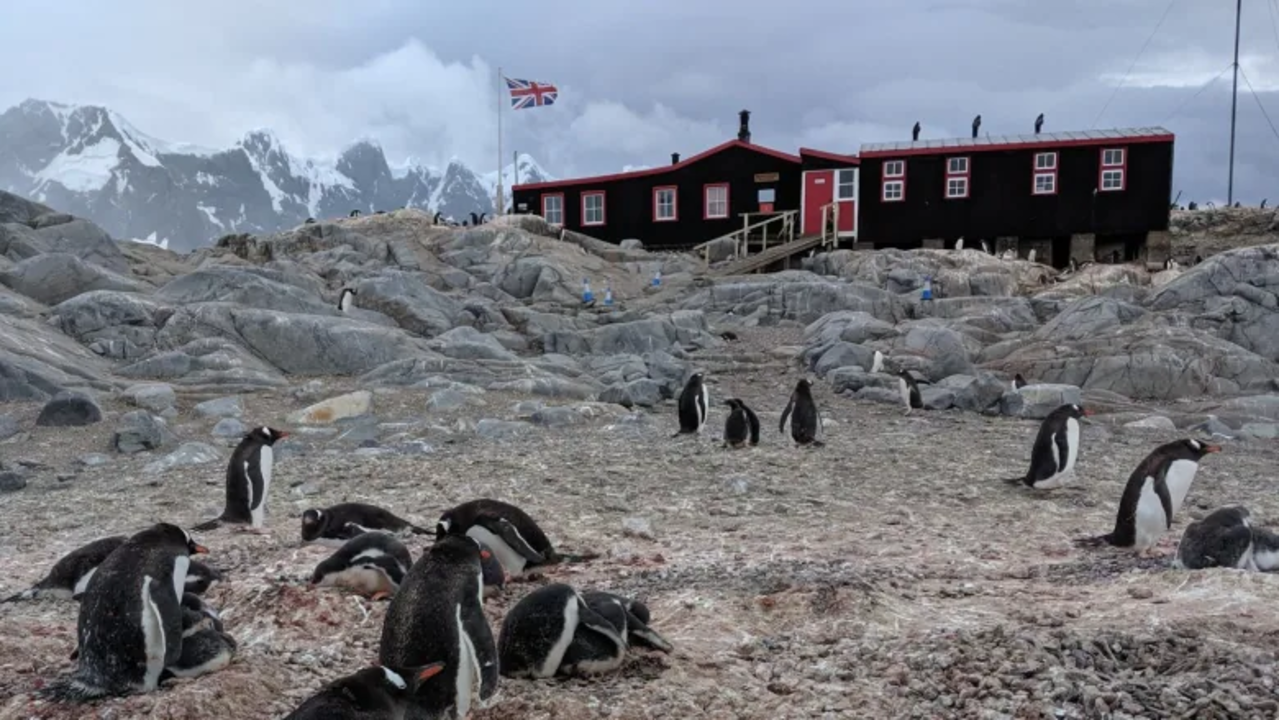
[860,133,1175,159]
[799,147,861,165]
[512,139,801,191]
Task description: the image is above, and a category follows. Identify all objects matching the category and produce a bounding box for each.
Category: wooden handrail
[692,209,799,268]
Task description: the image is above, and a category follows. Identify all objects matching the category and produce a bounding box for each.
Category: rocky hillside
[1,188,1278,436]
[0,99,550,252]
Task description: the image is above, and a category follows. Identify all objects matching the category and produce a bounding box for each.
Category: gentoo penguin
[1000,249,1015,260]
[184,559,222,595]
[1075,439,1222,557]
[281,663,447,720]
[1012,373,1028,390]
[673,372,710,436]
[498,583,628,678]
[436,498,580,577]
[579,591,673,653]
[193,426,289,532]
[337,287,357,313]
[1001,403,1093,489]
[2,535,126,602]
[301,502,431,546]
[310,532,414,601]
[870,350,885,374]
[722,398,760,448]
[1174,506,1258,570]
[350,209,362,218]
[779,378,824,447]
[378,535,497,718]
[955,237,964,251]
[1027,248,1037,263]
[476,543,508,598]
[432,210,444,225]
[41,523,210,700]
[161,592,237,682]
[981,240,990,254]
[897,369,926,413]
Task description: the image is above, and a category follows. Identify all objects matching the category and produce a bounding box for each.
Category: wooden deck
[707,233,827,276]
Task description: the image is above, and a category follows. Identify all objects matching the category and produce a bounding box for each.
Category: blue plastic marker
[652,269,662,287]
[922,275,933,301]
[582,278,594,303]
[604,283,614,306]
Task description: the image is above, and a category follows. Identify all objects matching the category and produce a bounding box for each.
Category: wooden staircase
[708,233,827,276]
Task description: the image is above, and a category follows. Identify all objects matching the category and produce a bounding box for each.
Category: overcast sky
[2,0,1278,204]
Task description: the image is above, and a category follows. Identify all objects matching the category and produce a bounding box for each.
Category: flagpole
[496,67,505,216]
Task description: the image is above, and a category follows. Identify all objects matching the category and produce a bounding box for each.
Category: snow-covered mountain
[0,99,552,251]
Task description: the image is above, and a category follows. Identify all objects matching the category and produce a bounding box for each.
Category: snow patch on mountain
[35,137,122,193]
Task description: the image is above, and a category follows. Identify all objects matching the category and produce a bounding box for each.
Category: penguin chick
[281,663,447,720]
[184,560,222,595]
[722,398,760,448]
[301,502,431,546]
[3,535,126,603]
[310,532,413,601]
[1174,506,1257,570]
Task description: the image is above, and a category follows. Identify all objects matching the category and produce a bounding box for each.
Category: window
[1099,147,1126,192]
[837,169,856,200]
[945,155,970,199]
[881,159,906,202]
[541,193,564,225]
[704,183,729,219]
[1032,152,1058,196]
[758,188,776,203]
[653,186,677,222]
[582,191,605,226]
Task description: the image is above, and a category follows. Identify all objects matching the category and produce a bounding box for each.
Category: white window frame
[1100,169,1125,191]
[836,169,856,200]
[541,194,563,225]
[1033,173,1056,195]
[883,160,905,178]
[944,156,970,200]
[1034,152,1058,170]
[882,180,904,202]
[947,157,969,175]
[653,186,677,222]
[704,184,729,219]
[1102,148,1125,167]
[582,191,605,226]
[946,177,969,199]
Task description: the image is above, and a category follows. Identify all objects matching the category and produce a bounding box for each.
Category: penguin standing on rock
[870,350,885,374]
[282,663,447,720]
[436,498,587,577]
[193,426,289,533]
[673,372,710,436]
[337,287,357,313]
[2,535,126,602]
[378,535,498,719]
[722,398,760,448]
[897,370,926,414]
[1000,403,1092,489]
[310,532,414,601]
[779,379,824,447]
[41,523,211,701]
[1075,439,1222,557]
[301,502,432,546]
[1012,373,1028,390]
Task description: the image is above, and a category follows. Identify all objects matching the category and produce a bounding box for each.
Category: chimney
[671,152,680,165]
[738,109,751,143]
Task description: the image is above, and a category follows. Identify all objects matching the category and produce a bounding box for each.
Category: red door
[833,168,857,234]
[802,170,834,235]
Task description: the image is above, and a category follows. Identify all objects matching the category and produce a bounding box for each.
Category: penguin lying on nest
[436,498,596,579]
[1174,506,1279,571]
[281,662,447,720]
[1074,439,1222,557]
[3,537,222,602]
[498,584,673,678]
[300,502,432,547]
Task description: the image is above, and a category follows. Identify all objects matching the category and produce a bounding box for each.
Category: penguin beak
[276,431,291,439]
[480,550,492,560]
[1082,408,1095,416]
[1203,444,1222,453]
[417,662,446,681]
[192,544,209,555]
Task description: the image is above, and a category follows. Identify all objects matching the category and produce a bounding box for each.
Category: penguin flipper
[744,405,761,446]
[779,394,795,435]
[408,524,433,535]
[1,589,32,603]
[489,518,547,563]
[626,613,673,653]
[1156,481,1175,530]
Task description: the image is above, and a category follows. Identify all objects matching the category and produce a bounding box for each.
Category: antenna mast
[1228,0,1242,205]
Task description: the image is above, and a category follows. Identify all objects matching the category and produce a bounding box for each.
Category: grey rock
[944,372,1009,413]
[0,252,144,305]
[212,418,248,439]
[77,453,111,467]
[0,313,120,401]
[599,378,664,409]
[0,414,18,440]
[921,386,956,411]
[1219,394,1279,421]
[144,442,222,473]
[530,406,586,428]
[154,267,332,315]
[1035,296,1147,343]
[352,270,464,338]
[0,471,25,492]
[810,342,875,379]
[426,326,517,361]
[893,324,975,379]
[803,311,898,348]
[854,386,905,406]
[828,367,895,395]
[112,411,177,454]
[1004,384,1083,419]
[1192,415,1235,437]
[117,337,287,391]
[474,418,532,440]
[544,311,722,357]
[1124,415,1177,431]
[685,276,908,325]
[35,391,102,427]
[620,238,644,250]
[122,383,176,412]
[427,388,475,412]
[52,291,169,359]
[194,396,244,419]
[622,516,655,540]
[1242,422,1279,439]
[392,440,437,455]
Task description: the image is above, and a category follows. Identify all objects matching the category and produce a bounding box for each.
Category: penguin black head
[434,512,454,540]
[301,509,325,541]
[1067,404,1095,419]
[247,426,289,445]
[429,533,485,566]
[1179,438,1223,459]
[723,398,742,409]
[150,523,209,556]
[897,369,914,380]
[690,372,705,384]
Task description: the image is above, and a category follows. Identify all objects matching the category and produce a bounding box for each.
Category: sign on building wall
[754,172,780,183]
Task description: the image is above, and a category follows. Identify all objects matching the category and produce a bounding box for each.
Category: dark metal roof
[860,127,1174,155]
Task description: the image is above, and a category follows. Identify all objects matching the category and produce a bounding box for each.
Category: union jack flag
[505,76,558,110]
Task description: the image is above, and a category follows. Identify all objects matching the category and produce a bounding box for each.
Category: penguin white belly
[171,556,190,603]
[539,596,580,678]
[339,293,352,312]
[465,526,528,575]
[697,384,709,432]
[1236,542,1257,570]
[1253,545,1279,570]
[898,378,911,408]
[73,567,98,597]
[454,604,481,716]
[1164,459,1200,517]
[320,566,395,595]
[250,447,274,528]
[139,576,168,692]
[1063,418,1081,474]
[871,351,884,373]
[1133,478,1168,552]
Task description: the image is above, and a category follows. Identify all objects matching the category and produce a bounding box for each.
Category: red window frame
[653,185,678,222]
[540,192,565,224]
[1032,151,1058,196]
[703,183,730,219]
[881,159,906,202]
[1098,147,1127,192]
[581,190,606,226]
[944,156,970,199]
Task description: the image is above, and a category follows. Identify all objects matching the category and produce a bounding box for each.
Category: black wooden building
[511,111,803,248]
[856,127,1175,266]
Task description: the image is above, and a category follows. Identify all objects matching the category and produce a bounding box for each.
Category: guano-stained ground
[2,333,1279,719]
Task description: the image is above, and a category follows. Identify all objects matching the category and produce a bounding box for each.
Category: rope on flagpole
[496,67,504,216]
